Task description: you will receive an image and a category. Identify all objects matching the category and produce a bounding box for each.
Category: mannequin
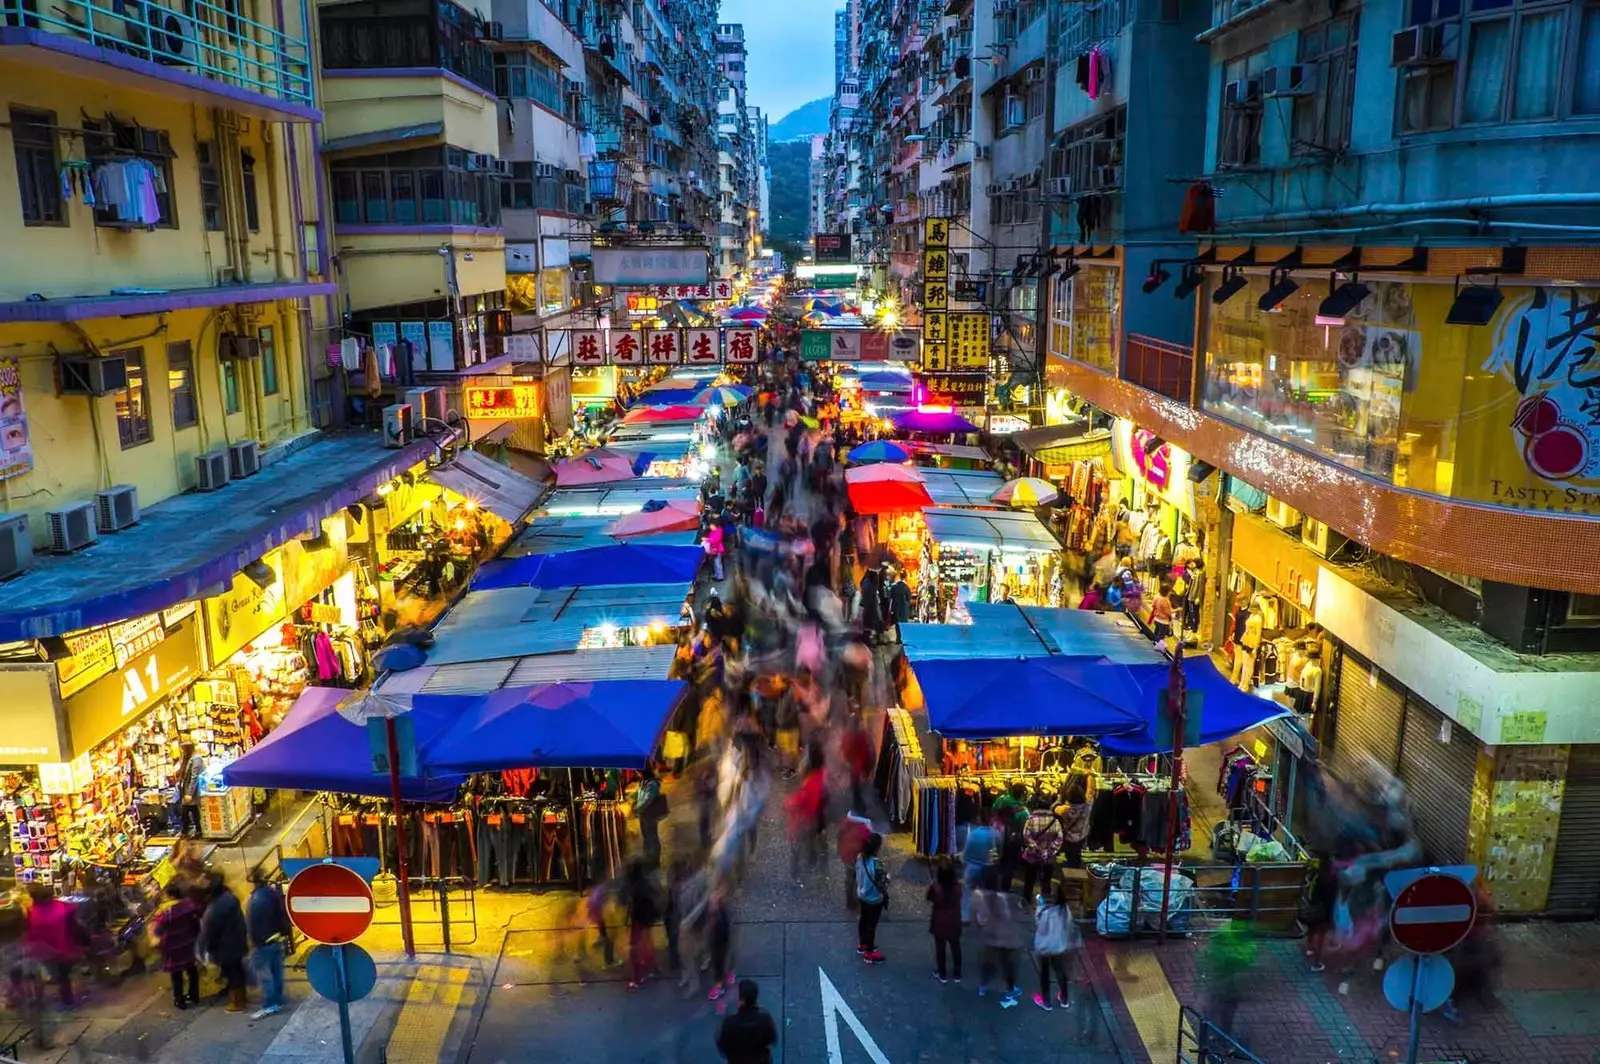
[1254,592,1280,632]
[1233,607,1264,691]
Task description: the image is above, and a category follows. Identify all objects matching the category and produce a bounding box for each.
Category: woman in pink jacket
[705,523,726,581]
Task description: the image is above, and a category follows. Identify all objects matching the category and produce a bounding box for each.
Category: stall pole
[1157,626,1187,945]
[385,717,417,959]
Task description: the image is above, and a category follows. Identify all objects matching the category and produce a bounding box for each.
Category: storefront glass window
[1046,264,1121,374]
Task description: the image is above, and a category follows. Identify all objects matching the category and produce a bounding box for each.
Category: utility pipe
[1215,192,1600,230]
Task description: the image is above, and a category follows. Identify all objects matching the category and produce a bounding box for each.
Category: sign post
[1386,869,1478,1064]
[290,862,378,1064]
[305,943,378,1064]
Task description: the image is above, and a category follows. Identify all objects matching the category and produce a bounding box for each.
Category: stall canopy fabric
[1099,657,1291,755]
[901,604,1164,664]
[426,681,685,772]
[846,440,911,464]
[922,507,1060,553]
[222,687,466,801]
[552,450,640,486]
[845,463,924,484]
[892,410,979,434]
[426,451,543,524]
[697,385,751,407]
[912,657,1147,739]
[621,404,706,425]
[1011,421,1114,466]
[992,477,1059,507]
[846,477,934,515]
[610,500,702,537]
[471,543,703,590]
[638,385,703,404]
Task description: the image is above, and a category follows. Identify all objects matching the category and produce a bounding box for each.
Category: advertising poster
[0,358,32,481]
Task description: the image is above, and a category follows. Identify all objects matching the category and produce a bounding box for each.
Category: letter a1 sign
[287,861,375,945]
[1388,871,1476,954]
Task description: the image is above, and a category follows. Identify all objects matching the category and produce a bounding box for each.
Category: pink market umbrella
[610,500,702,538]
[845,463,925,485]
[723,307,769,321]
[891,409,980,434]
[552,450,639,486]
[622,403,707,424]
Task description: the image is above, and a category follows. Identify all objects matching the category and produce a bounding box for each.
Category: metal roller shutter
[1329,652,1404,778]
[1546,746,1600,915]
[1398,697,1478,865]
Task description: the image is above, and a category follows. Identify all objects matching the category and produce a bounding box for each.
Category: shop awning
[919,469,1007,508]
[422,582,691,665]
[1097,657,1293,756]
[426,681,686,772]
[923,507,1060,553]
[504,515,698,556]
[221,687,466,802]
[426,451,544,524]
[1011,421,1114,465]
[912,657,1148,739]
[901,603,1164,664]
[847,477,935,515]
[471,543,703,591]
[539,479,699,516]
[636,386,703,404]
[375,646,679,697]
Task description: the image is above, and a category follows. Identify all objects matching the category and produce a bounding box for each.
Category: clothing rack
[874,708,924,826]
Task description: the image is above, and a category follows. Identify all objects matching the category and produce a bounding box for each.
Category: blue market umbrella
[847,440,912,465]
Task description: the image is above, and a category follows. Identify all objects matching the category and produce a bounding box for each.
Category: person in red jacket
[840,719,874,814]
[785,745,829,876]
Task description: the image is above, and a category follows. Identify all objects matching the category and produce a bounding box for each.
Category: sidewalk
[1097,920,1600,1064]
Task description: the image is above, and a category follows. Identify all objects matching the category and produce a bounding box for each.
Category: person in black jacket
[716,979,777,1064]
[199,872,250,1013]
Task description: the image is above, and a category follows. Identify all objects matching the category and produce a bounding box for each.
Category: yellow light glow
[465,499,478,511]
[376,482,394,496]
[453,518,466,531]
[880,310,900,329]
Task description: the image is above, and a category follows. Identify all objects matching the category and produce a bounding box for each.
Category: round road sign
[1388,871,1476,955]
[286,861,375,945]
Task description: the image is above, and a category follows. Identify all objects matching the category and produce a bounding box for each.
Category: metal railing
[1124,332,1195,403]
[1178,1005,1268,1064]
[2,0,314,108]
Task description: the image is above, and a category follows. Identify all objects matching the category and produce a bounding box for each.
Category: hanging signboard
[814,232,852,264]
[0,666,66,763]
[56,629,115,699]
[203,557,286,665]
[923,312,947,343]
[609,329,644,366]
[426,321,455,372]
[646,329,682,364]
[572,329,604,366]
[0,358,33,481]
[828,331,862,362]
[924,216,950,248]
[685,328,720,365]
[860,333,888,362]
[726,329,759,364]
[918,372,988,404]
[654,284,713,299]
[889,330,921,362]
[465,385,543,418]
[948,312,991,369]
[923,248,949,281]
[923,342,949,371]
[109,614,166,668]
[923,281,949,312]
[66,622,201,757]
[800,330,832,363]
[592,247,710,287]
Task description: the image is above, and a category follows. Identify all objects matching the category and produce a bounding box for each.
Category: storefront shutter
[1546,745,1600,916]
[1397,697,1478,865]
[1329,651,1404,778]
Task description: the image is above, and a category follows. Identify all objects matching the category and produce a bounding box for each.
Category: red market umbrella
[552,450,639,486]
[621,403,707,424]
[723,307,769,321]
[845,463,925,485]
[609,500,702,537]
[846,478,934,515]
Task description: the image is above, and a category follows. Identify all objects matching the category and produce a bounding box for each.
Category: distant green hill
[770,97,830,143]
[768,140,813,244]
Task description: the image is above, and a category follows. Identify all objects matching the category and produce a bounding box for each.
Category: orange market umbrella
[609,500,702,537]
[846,478,934,515]
[846,463,925,485]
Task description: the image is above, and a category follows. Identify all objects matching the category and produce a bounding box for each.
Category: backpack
[1104,582,1124,609]
[1035,904,1069,956]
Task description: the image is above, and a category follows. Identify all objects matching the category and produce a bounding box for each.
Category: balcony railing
[1123,333,1194,403]
[3,0,314,109]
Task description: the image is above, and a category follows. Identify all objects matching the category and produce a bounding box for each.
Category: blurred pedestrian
[199,872,249,1013]
[622,859,660,991]
[586,879,617,969]
[961,818,999,922]
[838,811,872,912]
[840,717,873,814]
[152,882,201,1009]
[706,886,736,1001]
[1202,920,1258,1046]
[1032,881,1080,1011]
[926,861,963,984]
[23,886,82,1008]
[716,980,777,1063]
[785,745,828,876]
[973,875,1027,1007]
[855,833,888,963]
[246,871,292,1019]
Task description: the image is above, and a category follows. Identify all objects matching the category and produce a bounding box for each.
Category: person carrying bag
[1032,882,1083,1011]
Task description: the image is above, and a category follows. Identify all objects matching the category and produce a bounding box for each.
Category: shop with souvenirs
[875,602,1309,935]
[919,507,1065,619]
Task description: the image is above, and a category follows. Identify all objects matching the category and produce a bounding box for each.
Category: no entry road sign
[1389,871,1476,955]
[287,861,375,945]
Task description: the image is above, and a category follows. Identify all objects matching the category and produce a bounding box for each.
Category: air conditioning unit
[1391,22,1459,66]
[404,387,447,427]
[196,449,232,491]
[0,513,32,580]
[1024,65,1045,83]
[1301,515,1351,559]
[117,0,197,65]
[384,404,414,449]
[1046,176,1072,196]
[46,502,98,554]
[1264,496,1300,530]
[1262,63,1317,97]
[1224,77,1262,106]
[59,355,128,397]
[985,182,1003,196]
[482,19,504,40]
[228,439,261,478]
[1095,165,1122,188]
[1007,177,1022,191]
[493,159,512,177]
[219,334,261,360]
[974,144,992,160]
[94,485,139,532]
[536,161,558,179]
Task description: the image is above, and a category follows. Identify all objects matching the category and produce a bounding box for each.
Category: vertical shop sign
[924,217,950,248]
[923,280,948,312]
[684,328,720,365]
[571,330,604,366]
[726,329,759,364]
[0,358,33,480]
[923,248,949,282]
[948,313,992,369]
[646,329,682,364]
[426,321,455,372]
[203,556,287,665]
[0,665,67,763]
[65,622,200,756]
[609,329,644,366]
[399,322,427,376]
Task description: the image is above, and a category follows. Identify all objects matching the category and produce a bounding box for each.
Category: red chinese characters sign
[572,330,604,366]
[685,329,720,365]
[610,329,644,366]
[464,384,542,418]
[647,329,682,364]
[726,329,759,364]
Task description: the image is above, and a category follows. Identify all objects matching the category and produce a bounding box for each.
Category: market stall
[920,507,1065,617]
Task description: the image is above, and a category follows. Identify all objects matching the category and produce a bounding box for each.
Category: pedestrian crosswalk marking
[820,967,891,1064]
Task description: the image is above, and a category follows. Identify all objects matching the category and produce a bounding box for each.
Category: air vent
[0,513,31,579]
[59,355,128,397]
[196,449,232,491]
[94,485,140,532]
[46,502,98,553]
[228,439,261,478]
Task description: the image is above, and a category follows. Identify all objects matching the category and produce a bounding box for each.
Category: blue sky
[716,0,836,121]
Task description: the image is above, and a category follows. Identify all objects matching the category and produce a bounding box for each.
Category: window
[320,0,493,94]
[83,119,176,228]
[494,52,563,112]
[259,327,279,395]
[1218,49,1267,167]
[197,142,224,231]
[167,341,197,429]
[1399,0,1573,131]
[1577,3,1600,112]
[222,358,241,415]
[114,349,153,448]
[1293,13,1359,152]
[241,151,260,232]
[11,108,63,226]
[330,147,501,227]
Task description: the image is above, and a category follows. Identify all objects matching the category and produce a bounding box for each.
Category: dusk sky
[716,0,837,122]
